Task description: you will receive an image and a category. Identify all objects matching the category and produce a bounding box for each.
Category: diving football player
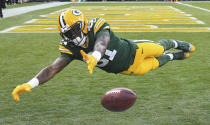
[12,9,195,102]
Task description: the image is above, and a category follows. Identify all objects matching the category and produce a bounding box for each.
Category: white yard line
[24,19,38,24]
[0,26,21,33]
[177,2,210,12]
[2,2,70,18]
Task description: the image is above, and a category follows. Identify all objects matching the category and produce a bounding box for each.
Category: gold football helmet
[57,9,88,46]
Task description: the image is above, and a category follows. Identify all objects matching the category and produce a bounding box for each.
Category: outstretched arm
[93,30,110,57]
[81,30,110,74]
[12,56,70,102]
[36,57,69,84]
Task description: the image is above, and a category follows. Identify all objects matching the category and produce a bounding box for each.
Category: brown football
[101,88,137,112]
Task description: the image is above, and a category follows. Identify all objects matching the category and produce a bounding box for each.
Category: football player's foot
[173,40,195,52]
[165,51,190,60]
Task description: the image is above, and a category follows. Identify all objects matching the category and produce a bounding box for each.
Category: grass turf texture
[0,2,210,125]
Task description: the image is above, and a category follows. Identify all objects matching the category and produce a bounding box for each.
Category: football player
[12,9,195,102]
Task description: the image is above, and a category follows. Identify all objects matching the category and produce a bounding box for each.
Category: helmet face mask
[60,21,87,46]
[58,9,88,46]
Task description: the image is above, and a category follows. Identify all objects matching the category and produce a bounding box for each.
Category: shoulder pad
[88,18,110,36]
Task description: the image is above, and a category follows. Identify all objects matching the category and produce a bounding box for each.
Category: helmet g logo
[72,9,82,16]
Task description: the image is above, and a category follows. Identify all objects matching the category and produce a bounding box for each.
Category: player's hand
[80,50,98,75]
[12,84,32,102]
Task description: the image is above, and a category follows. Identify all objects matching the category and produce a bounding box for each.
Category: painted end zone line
[177,2,210,12]
[1,26,210,33]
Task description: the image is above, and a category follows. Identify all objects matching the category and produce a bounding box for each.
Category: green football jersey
[59,18,138,74]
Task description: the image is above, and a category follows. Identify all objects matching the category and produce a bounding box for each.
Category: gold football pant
[121,42,164,75]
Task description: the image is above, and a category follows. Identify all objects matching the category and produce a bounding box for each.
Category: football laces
[105,90,121,95]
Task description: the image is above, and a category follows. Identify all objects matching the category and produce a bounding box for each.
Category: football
[101,88,137,112]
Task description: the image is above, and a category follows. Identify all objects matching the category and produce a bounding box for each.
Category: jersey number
[97,49,117,67]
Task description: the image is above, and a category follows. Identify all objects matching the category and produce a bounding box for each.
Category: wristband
[92,51,102,61]
[27,77,39,88]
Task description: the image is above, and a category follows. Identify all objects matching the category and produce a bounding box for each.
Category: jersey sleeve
[59,44,73,55]
[58,41,74,62]
[91,18,110,36]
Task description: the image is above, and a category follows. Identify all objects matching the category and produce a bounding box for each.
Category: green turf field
[0,2,210,125]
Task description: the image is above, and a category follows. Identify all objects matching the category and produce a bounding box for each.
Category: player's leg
[136,42,164,57]
[121,42,164,75]
[156,40,195,67]
[156,51,190,67]
[121,41,193,75]
[121,55,171,75]
[129,51,190,75]
[137,52,189,74]
[135,57,159,75]
[121,56,159,75]
[121,42,165,75]
[157,40,176,51]
[120,51,190,75]
[174,40,195,52]
[157,40,195,52]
